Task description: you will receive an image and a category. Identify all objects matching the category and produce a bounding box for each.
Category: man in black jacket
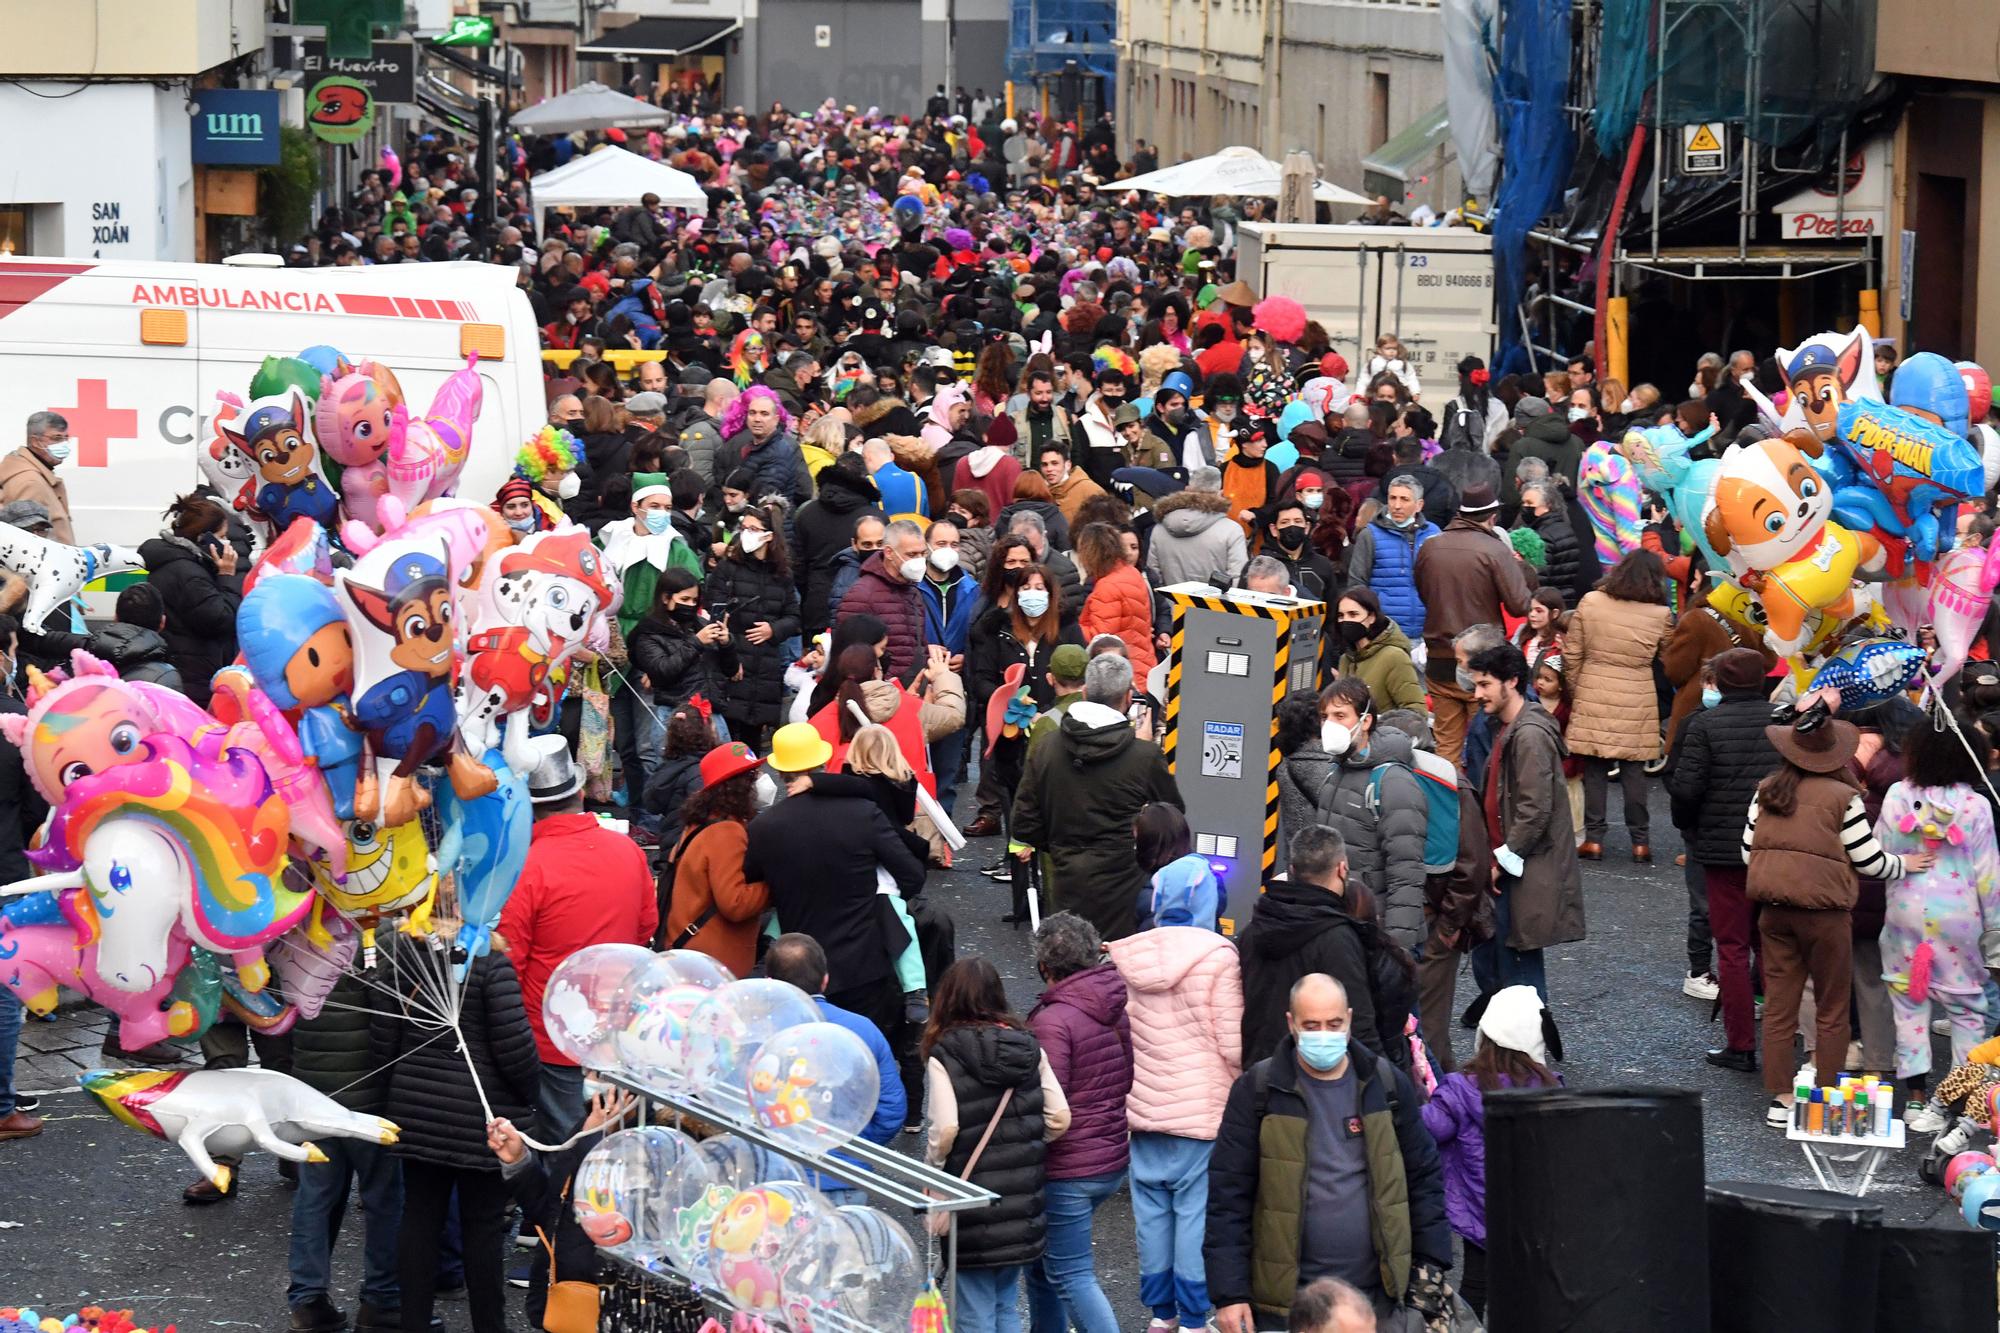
[1236,827,1388,1067]
[746,723,925,1036]
[1664,646,1782,1073]
[286,963,403,1333]
[793,455,885,635]
[1206,973,1452,1329]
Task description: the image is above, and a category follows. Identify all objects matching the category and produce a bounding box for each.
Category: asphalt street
[0,785,1979,1329]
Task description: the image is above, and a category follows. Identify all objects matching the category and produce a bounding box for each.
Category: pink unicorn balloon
[1925,535,2000,685]
[384,354,484,509]
[0,895,203,1048]
[0,650,345,876]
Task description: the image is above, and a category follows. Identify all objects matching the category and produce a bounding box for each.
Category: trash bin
[1706,1181,1882,1331]
[1485,1086,1708,1332]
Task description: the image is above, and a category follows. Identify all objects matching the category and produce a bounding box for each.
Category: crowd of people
[2,83,1999,1333]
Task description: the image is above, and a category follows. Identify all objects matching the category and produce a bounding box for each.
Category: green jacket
[1203,1037,1450,1313]
[606,530,703,697]
[1335,620,1427,714]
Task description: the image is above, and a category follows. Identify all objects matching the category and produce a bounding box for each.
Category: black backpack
[1439,397,1484,453]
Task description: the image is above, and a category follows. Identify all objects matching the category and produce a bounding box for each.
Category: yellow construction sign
[1682,122,1727,174]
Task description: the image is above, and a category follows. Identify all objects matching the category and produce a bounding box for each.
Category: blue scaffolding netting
[1007,0,1118,99]
[1492,0,1576,376]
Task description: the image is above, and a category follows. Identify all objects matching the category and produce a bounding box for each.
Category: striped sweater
[1742,792,1904,880]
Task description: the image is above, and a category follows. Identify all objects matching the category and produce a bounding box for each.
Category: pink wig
[718,384,794,440]
[1253,295,1308,345]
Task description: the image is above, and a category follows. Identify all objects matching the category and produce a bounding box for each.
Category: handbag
[577,661,614,803]
[539,1180,599,1333]
[925,1086,1012,1238]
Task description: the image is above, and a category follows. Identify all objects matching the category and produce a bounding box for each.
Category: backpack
[1439,396,1484,453]
[1365,755,1460,876]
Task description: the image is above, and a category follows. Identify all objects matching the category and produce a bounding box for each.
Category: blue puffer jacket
[919,568,984,656]
[1350,513,1439,640]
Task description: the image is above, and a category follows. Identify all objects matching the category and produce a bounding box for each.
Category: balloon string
[1920,682,2000,814]
[446,1002,596,1155]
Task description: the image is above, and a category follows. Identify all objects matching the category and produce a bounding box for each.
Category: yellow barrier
[539,349,669,378]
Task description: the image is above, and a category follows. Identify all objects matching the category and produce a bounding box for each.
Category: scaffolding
[1007,0,1117,113]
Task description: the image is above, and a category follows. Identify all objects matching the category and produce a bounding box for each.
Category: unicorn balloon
[80,1065,398,1190]
[383,354,484,509]
[1577,440,1644,566]
[13,737,309,995]
[0,893,218,1048]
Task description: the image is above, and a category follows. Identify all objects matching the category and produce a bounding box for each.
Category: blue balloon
[429,749,532,966]
[295,344,350,379]
[1808,637,1926,708]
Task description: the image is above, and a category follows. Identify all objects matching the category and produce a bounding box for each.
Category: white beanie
[1476,985,1560,1068]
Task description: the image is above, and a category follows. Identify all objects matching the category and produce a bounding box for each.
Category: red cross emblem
[55,379,138,467]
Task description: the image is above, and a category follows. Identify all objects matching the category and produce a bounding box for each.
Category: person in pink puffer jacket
[1106,922,1244,1333]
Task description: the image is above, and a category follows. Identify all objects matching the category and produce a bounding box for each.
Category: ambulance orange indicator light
[460,323,505,361]
[140,308,188,346]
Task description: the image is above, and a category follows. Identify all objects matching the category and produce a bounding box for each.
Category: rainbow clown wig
[1091,346,1137,379]
[728,329,771,388]
[718,384,794,441]
[516,425,580,483]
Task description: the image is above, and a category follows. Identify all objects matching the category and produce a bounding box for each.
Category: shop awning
[1362,100,1453,204]
[577,17,739,60]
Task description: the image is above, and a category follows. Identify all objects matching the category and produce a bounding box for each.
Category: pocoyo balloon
[238,575,362,821]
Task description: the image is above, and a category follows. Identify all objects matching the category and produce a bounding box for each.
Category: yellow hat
[767,722,834,774]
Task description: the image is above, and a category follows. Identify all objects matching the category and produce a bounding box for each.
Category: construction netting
[1492,0,1578,375]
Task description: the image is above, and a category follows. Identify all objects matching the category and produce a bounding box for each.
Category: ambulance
[0,255,544,559]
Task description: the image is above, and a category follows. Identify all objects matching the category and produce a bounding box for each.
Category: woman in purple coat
[1420,984,1561,1318]
[1025,912,1133,1333]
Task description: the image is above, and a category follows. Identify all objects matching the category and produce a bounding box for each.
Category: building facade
[1118,0,1457,204]
[586,0,1005,118]
[1874,0,2000,370]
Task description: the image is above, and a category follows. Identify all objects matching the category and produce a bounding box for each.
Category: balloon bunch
[206,346,485,548]
[0,1307,175,1333]
[0,424,615,1180]
[545,948,926,1329]
[1623,326,1995,690]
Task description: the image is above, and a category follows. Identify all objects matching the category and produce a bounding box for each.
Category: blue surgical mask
[1701,686,1722,709]
[1016,588,1050,618]
[42,438,72,464]
[1296,1030,1349,1072]
[644,510,672,534]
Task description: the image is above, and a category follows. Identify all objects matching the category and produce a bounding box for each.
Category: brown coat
[1661,607,1775,753]
[1746,773,1861,911]
[664,818,770,977]
[1563,591,1672,761]
[1049,469,1107,527]
[1411,516,1537,667]
[0,445,72,544]
[1491,702,1586,950]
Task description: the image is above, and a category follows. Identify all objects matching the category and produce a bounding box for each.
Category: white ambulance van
[0,256,543,556]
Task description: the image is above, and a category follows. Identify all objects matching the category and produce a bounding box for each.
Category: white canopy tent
[510,81,672,134]
[530,147,708,221]
[1110,146,1373,207]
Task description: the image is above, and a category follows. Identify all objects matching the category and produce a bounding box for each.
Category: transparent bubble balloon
[541,942,654,1069]
[660,1176,739,1281]
[822,1206,924,1326]
[571,1126,704,1263]
[706,1180,831,1312]
[683,978,819,1098]
[697,1132,807,1192]
[744,1021,881,1150]
[616,950,736,1090]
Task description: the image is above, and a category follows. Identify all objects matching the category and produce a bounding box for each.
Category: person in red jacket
[1075,522,1157,683]
[496,737,657,1145]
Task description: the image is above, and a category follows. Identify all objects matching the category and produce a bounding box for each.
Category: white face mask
[929,546,960,572]
[1247,346,1266,363]
[43,438,72,464]
[1619,396,1637,414]
[556,472,582,499]
[1321,720,1352,756]
[898,555,927,582]
[741,529,773,554]
[1566,406,1591,423]
[754,770,780,809]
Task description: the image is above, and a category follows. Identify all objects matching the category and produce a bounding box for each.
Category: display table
[1785,1118,1905,1196]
